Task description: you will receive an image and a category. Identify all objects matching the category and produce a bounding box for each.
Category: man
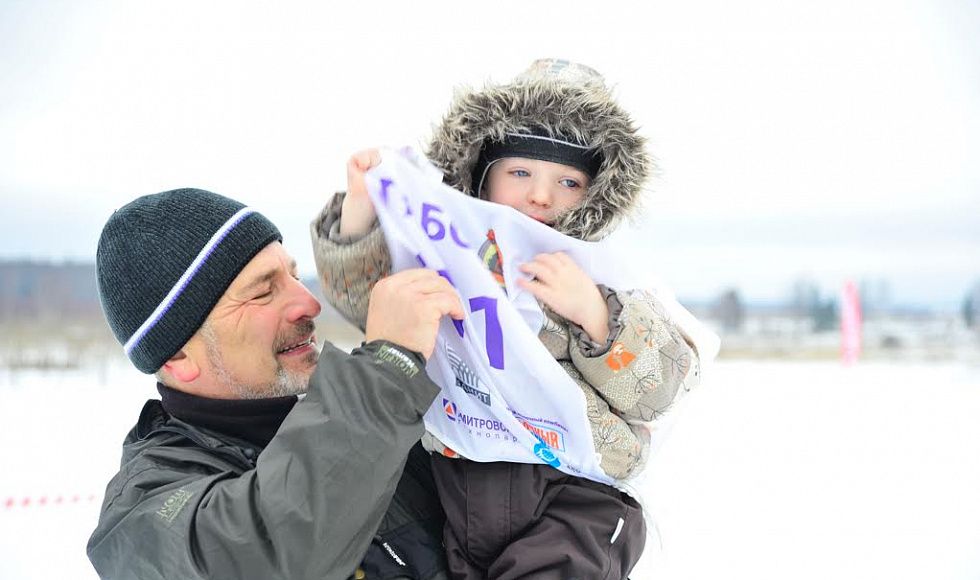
[87,188,462,579]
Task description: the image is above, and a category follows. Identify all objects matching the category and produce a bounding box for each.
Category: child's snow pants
[430,454,646,580]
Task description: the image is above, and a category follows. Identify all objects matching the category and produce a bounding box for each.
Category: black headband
[471,132,603,195]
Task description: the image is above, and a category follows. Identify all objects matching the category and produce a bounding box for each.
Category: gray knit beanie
[96,188,282,374]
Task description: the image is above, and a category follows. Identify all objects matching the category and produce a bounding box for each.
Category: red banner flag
[841,280,862,365]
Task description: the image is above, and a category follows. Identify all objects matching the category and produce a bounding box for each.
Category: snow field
[2,359,979,579]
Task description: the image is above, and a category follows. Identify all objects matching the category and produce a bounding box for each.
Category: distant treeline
[0,260,102,322]
[0,260,362,370]
[0,259,347,327]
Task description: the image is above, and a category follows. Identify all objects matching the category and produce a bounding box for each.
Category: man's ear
[161,349,200,383]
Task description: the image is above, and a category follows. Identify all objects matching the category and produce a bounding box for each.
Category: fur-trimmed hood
[426,60,652,241]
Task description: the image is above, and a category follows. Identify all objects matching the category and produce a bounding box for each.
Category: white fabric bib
[366,147,718,485]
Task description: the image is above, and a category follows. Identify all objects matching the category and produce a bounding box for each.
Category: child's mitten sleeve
[560,361,646,480]
[310,192,392,331]
[569,289,701,421]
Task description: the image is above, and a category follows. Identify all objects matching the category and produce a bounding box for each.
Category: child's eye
[510,169,530,178]
[560,178,581,189]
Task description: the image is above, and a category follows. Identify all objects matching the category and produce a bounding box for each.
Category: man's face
[187,242,322,399]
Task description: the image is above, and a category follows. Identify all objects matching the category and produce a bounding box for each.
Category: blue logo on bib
[533,441,561,468]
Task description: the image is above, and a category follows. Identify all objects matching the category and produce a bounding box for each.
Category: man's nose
[285,277,322,322]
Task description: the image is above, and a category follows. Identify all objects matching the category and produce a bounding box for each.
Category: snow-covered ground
[2,358,979,579]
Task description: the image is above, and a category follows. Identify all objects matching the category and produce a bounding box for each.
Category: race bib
[365,147,716,484]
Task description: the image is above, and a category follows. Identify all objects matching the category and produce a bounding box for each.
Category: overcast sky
[1,0,977,308]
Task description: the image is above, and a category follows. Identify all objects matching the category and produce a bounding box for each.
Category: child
[312,59,703,579]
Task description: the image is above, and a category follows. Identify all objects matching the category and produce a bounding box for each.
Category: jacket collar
[153,383,297,449]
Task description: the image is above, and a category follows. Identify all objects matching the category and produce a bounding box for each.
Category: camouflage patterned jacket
[310,194,700,480]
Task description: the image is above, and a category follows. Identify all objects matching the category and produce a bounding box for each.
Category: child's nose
[527,182,552,207]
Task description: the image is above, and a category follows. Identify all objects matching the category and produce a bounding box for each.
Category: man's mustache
[274,319,317,352]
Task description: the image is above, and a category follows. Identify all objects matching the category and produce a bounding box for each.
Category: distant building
[963,281,980,330]
[711,288,745,332]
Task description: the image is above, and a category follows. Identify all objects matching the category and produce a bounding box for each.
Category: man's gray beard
[201,322,320,399]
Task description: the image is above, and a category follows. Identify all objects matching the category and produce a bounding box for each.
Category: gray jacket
[87,341,443,580]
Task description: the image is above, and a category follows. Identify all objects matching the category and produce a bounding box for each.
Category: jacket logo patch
[376,344,419,378]
[381,541,407,567]
[605,342,636,371]
[156,488,193,523]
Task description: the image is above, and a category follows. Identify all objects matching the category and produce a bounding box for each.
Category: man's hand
[518,252,610,344]
[365,269,465,359]
[339,148,382,238]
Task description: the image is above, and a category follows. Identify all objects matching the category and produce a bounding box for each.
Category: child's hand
[518,252,610,344]
[339,149,382,238]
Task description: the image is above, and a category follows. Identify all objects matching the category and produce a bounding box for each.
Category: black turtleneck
[157,383,298,449]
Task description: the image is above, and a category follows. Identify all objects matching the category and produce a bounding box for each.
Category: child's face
[484,157,589,226]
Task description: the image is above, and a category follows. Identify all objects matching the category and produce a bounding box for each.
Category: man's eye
[254,290,272,300]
